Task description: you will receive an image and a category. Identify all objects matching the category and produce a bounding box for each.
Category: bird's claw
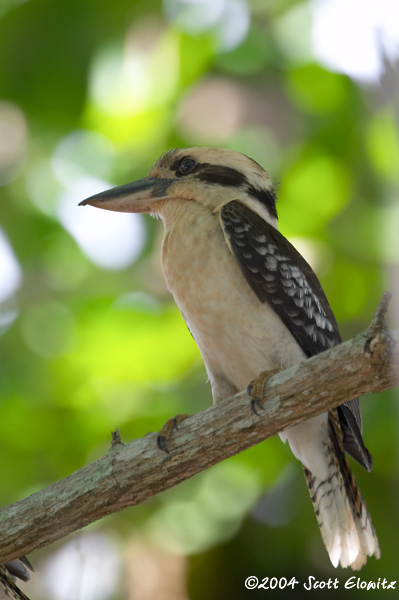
[248,368,281,417]
[249,396,264,417]
[157,413,190,454]
[157,434,169,454]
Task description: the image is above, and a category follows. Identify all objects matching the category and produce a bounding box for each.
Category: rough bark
[0,293,397,563]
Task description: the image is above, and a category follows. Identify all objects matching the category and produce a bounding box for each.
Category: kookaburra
[80,147,380,570]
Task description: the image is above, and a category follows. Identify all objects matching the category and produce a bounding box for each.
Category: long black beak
[79,177,172,213]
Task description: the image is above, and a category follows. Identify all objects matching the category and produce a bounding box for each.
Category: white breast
[159,200,305,400]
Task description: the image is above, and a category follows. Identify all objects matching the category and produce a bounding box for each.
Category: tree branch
[0,292,397,563]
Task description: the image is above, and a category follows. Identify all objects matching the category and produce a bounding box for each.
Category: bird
[80,146,380,570]
[0,558,33,600]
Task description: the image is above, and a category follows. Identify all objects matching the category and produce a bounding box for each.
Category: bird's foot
[248,368,281,416]
[157,413,190,453]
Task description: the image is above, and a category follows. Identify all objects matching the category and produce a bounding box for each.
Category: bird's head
[79,147,278,228]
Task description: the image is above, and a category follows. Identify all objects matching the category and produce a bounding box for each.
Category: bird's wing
[220,201,340,355]
[220,200,372,470]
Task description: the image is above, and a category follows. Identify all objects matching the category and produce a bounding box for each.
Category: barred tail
[303,412,380,570]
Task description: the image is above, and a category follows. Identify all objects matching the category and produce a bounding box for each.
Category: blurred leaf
[214,26,268,75]
[366,110,399,181]
[65,299,200,385]
[279,151,351,236]
[178,32,215,86]
[285,64,349,113]
[20,299,78,357]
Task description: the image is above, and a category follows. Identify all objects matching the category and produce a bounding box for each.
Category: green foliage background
[0,1,398,598]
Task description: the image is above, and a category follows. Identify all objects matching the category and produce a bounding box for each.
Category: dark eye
[178,157,197,175]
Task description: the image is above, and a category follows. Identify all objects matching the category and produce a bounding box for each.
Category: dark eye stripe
[168,157,278,219]
[194,164,249,187]
[195,164,278,220]
[247,185,278,220]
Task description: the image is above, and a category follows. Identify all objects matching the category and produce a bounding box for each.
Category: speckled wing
[220,200,372,471]
[220,201,340,354]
